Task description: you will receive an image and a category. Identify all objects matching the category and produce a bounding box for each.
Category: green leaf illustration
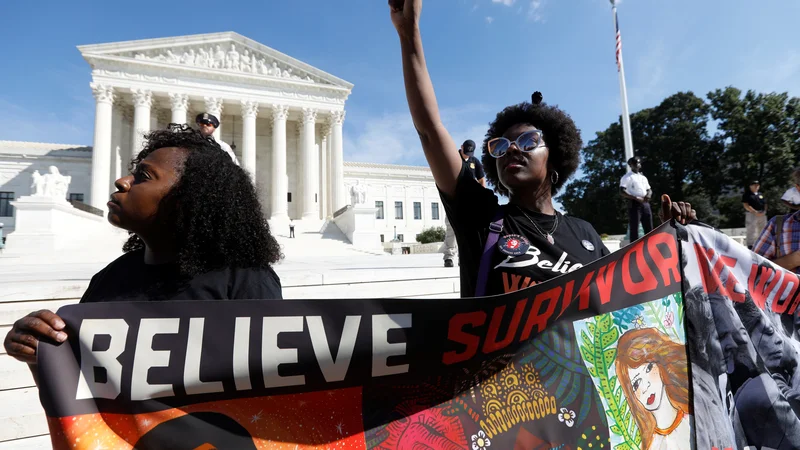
[579,314,639,449]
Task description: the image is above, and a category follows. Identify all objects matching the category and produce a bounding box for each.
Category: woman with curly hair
[389,0,695,297]
[4,125,283,365]
[616,328,691,450]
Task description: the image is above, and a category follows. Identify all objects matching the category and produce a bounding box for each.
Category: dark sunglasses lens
[518,131,542,151]
[488,139,509,157]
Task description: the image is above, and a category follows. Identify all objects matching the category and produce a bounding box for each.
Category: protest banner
[34,222,800,449]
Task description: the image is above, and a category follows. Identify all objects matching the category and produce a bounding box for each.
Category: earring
[551,171,559,185]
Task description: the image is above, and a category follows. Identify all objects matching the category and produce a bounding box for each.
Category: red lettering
[595,262,617,305]
[576,271,595,311]
[520,287,562,341]
[748,264,781,310]
[443,311,487,365]
[694,245,743,302]
[483,299,528,353]
[622,240,658,295]
[772,271,800,315]
[647,232,680,287]
[503,273,525,293]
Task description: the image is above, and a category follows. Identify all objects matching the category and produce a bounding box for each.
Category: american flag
[614,10,622,72]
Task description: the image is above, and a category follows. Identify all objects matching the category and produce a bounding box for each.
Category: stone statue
[31,170,45,196]
[165,50,179,64]
[30,166,71,200]
[43,166,71,200]
[226,44,240,71]
[350,180,367,206]
[257,58,268,75]
[241,49,251,72]
[214,45,226,69]
[270,62,280,76]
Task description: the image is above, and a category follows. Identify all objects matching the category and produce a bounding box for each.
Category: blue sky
[1,0,799,176]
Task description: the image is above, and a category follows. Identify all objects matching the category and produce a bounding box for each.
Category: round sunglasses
[487,129,545,158]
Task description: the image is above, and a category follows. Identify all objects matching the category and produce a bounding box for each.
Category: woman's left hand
[660,194,697,225]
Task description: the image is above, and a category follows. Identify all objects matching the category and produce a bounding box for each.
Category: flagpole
[611,0,635,171]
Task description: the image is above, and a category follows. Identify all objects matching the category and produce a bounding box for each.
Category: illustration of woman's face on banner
[628,362,665,411]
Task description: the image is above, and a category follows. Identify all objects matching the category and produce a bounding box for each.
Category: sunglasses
[197,120,215,126]
[487,130,545,158]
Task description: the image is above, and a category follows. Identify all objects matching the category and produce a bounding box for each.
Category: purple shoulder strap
[474,206,505,297]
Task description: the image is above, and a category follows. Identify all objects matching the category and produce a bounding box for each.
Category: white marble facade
[344,163,444,243]
[80,32,352,221]
[0,141,93,233]
[0,33,444,242]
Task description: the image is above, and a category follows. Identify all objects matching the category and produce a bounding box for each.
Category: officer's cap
[196,113,220,128]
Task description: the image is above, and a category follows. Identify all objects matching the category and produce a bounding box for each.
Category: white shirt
[214,136,240,166]
[781,186,800,205]
[620,171,651,198]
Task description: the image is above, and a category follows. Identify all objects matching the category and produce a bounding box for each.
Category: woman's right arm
[390,0,463,197]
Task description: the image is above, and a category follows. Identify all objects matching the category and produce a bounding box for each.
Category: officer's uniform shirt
[214,136,240,166]
[463,155,485,181]
[620,171,650,198]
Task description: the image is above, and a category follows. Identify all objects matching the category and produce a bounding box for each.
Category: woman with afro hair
[389,0,695,298]
[5,125,283,365]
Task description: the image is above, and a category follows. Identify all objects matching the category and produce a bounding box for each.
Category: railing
[69,200,104,217]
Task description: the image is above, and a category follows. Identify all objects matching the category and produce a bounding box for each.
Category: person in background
[781,168,800,211]
[619,156,653,242]
[753,199,800,275]
[0,222,5,252]
[4,125,283,368]
[442,140,485,267]
[289,220,295,238]
[196,112,240,166]
[742,180,767,249]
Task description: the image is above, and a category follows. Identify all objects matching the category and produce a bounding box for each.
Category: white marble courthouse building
[0,33,445,243]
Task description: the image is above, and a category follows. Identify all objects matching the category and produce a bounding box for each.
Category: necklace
[654,409,685,436]
[516,206,559,245]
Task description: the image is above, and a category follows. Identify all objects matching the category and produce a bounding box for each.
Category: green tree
[416,226,445,244]
[561,92,719,232]
[707,87,799,227]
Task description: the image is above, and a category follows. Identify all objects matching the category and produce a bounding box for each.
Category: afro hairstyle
[481,92,582,196]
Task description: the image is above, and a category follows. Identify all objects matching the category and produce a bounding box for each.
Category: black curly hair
[122,125,282,276]
[481,92,582,197]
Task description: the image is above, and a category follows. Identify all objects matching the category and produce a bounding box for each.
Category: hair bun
[532,91,543,105]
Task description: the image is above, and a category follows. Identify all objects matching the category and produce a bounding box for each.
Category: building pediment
[78,32,353,91]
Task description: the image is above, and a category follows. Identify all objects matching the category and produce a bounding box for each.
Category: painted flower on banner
[471,430,491,449]
[663,311,675,328]
[632,315,645,329]
[558,408,576,427]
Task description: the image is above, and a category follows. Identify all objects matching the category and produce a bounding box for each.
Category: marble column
[204,97,224,139]
[111,106,124,192]
[301,108,318,220]
[326,123,334,217]
[131,89,152,161]
[90,83,115,209]
[270,104,289,221]
[319,129,329,218]
[330,110,346,213]
[241,100,259,184]
[169,93,189,125]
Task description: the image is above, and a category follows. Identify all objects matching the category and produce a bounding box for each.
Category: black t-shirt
[441,166,609,297]
[79,249,283,303]
[742,190,766,212]
[463,155,485,181]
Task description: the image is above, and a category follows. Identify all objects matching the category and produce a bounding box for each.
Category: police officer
[195,113,240,166]
[620,156,653,242]
[742,179,767,248]
[443,140,486,267]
